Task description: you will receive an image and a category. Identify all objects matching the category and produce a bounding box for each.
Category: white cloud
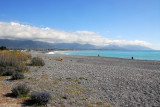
[75,31,98,35]
[0,21,152,47]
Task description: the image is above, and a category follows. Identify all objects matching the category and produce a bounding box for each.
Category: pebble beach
[4,51,160,107]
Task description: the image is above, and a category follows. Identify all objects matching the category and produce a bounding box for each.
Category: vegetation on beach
[16,65,30,73]
[0,50,51,106]
[0,50,31,67]
[11,71,24,80]
[0,49,109,106]
[0,67,7,76]
[3,69,15,76]
[30,92,51,105]
[12,84,31,97]
[0,50,31,78]
[31,57,45,66]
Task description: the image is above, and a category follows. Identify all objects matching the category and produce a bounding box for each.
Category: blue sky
[0,0,160,49]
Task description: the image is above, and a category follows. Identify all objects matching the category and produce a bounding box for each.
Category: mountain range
[0,39,152,50]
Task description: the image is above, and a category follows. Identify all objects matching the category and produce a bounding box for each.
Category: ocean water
[51,50,160,61]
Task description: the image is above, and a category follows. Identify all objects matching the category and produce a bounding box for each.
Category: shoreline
[45,50,160,62]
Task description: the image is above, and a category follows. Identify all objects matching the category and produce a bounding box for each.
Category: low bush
[0,67,6,76]
[31,57,45,66]
[16,66,29,73]
[30,92,51,105]
[3,70,15,76]
[12,84,30,97]
[11,72,24,80]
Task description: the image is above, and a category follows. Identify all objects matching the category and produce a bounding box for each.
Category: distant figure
[131,57,134,60]
[98,54,99,56]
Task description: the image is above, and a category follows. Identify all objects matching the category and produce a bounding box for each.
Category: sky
[0,0,160,49]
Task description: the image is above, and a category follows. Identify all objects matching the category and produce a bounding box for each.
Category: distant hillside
[0,39,57,49]
[53,43,98,50]
[0,39,152,50]
[100,45,152,50]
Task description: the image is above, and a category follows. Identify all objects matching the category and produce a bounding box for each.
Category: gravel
[3,51,160,107]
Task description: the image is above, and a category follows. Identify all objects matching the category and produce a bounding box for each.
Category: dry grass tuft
[0,50,31,67]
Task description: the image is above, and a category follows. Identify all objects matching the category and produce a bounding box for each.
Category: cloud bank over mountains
[0,21,151,47]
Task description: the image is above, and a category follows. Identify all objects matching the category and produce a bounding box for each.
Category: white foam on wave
[54,51,70,55]
[46,51,70,55]
[46,52,55,54]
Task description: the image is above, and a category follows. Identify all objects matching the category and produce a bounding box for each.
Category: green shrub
[12,84,31,97]
[3,70,15,76]
[31,57,45,66]
[30,92,51,105]
[16,66,29,73]
[0,67,5,76]
[11,72,24,80]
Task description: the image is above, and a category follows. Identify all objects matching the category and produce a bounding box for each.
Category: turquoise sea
[52,50,160,61]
